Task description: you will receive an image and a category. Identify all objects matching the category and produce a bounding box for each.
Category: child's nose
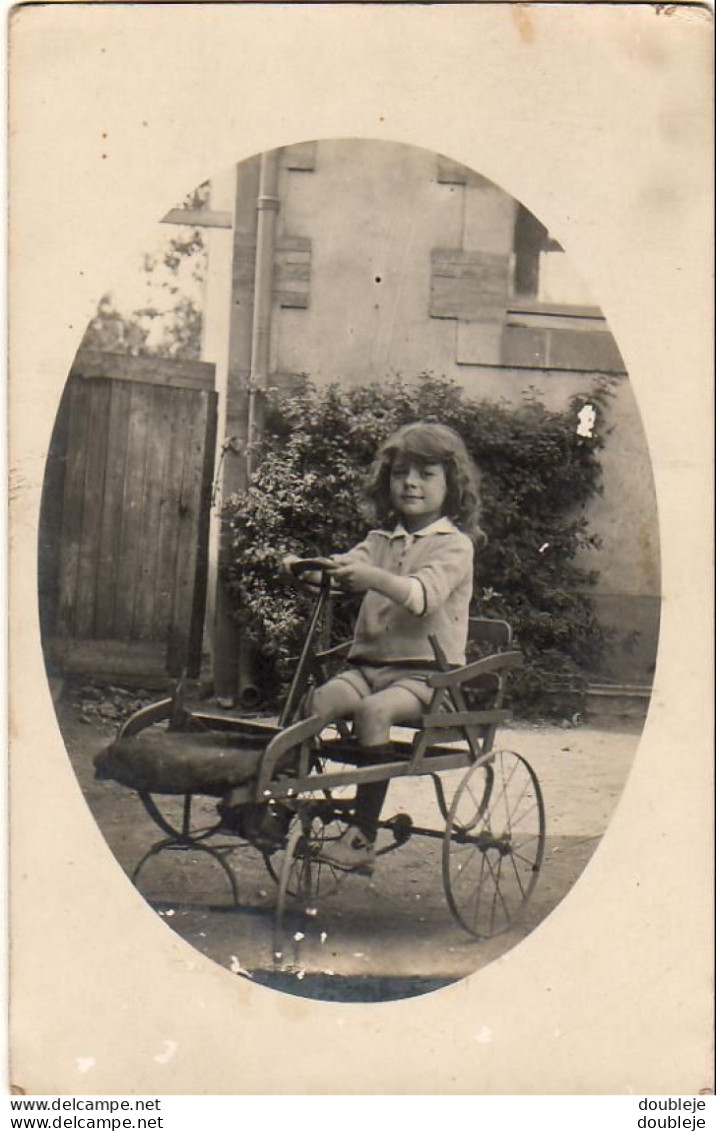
[404,465,420,485]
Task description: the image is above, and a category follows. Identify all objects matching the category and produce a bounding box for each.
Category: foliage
[222,375,614,716]
[80,292,152,356]
[79,183,209,361]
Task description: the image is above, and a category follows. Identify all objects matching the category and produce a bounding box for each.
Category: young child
[284,421,485,872]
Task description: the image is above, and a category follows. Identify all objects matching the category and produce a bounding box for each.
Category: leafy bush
[222,375,612,716]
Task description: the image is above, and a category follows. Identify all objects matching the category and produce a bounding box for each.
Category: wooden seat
[311,617,520,770]
[94,619,519,796]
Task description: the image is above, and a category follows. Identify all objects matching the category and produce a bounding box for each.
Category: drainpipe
[236,149,280,708]
[246,149,280,478]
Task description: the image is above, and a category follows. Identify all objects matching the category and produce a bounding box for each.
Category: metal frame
[97,567,545,957]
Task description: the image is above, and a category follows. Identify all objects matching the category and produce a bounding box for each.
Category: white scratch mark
[296,969,306,980]
[320,931,328,944]
[305,906,318,917]
[165,909,175,918]
[293,931,305,942]
[153,1040,177,1065]
[229,954,252,977]
[76,1057,95,1073]
[577,403,596,438]
[474,1026,493,1044]
[539,542,550,554]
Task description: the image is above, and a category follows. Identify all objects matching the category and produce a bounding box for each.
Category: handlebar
[288,556,345,594]
[289,556,336,577]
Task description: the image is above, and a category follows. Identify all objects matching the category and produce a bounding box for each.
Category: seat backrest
[462,618,514,724]
[468,617,512,650]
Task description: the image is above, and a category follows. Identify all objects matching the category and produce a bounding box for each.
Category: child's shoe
[319,826,375,875]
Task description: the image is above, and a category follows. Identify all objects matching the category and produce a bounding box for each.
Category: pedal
[386,813,413,844]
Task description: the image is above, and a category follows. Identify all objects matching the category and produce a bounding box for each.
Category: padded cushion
[94,729,267,796]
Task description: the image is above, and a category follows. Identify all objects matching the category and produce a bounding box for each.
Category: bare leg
[309,677,364,725]
[352,685,424,745]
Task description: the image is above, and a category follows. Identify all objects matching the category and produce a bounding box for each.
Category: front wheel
[273,808,347,965]
[442,750,545,939]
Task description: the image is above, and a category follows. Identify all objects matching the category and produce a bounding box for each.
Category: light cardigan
[332,517,474,666]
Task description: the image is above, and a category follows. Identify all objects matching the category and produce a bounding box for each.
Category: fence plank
[152,388,194,647]
[166,390,208,676]
[112,382,151,637]
[133,383,174,641]
[56,377,91,636]
[71,351,215,391]
[94,379,133,637]
[74,379,112,637]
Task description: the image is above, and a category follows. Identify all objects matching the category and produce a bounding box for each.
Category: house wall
[273,140,468,383]
[220,140,660,684]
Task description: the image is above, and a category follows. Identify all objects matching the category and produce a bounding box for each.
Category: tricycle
[95,559,546,964]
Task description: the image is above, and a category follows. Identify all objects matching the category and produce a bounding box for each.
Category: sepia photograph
[9,2,712,1095]
[38,139,660,1003]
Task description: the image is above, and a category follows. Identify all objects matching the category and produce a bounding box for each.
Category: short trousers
[333,662,435,708]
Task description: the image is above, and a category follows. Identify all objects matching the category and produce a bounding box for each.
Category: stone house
[184,139,659,706]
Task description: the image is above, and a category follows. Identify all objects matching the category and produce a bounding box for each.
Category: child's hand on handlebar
[280,553,301,576]
[281,555,337,588]
[326,561,377,593]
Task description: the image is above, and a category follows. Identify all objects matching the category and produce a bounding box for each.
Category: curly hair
[363,421,487,545]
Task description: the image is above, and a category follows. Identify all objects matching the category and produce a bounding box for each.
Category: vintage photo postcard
[7,2,714,1095]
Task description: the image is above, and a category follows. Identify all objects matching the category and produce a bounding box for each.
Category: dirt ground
[55,691,643,1003]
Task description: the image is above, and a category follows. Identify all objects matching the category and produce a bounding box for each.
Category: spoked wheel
[262,769,352,891]
[273,807,347,965]
[442,750,545,939]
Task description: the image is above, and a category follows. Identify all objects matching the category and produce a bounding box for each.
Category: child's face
[389,458,448,530]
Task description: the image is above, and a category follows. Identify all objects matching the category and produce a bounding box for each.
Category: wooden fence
[40,350,218,682]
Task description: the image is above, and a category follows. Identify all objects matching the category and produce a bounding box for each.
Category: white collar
[387,516,459,539]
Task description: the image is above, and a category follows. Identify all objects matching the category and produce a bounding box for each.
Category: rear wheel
[442,750,545,938]
[133,792,240,905]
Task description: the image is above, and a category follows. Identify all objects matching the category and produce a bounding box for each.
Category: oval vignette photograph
[37,139,660,1004]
